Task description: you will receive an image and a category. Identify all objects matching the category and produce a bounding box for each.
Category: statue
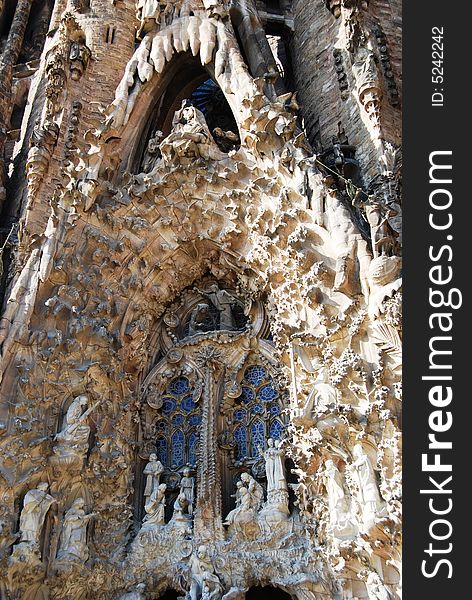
[169,492,191,533]
[240,472,263,512]
[142,483,167,528]
[189,545,223,600]
[188,303,213,336]
[52,395,93,466]
[364,571,392,600]
[223,486,254,527]
[56,498,95,563]
[180,468,195,516]
[196,284,242,331]
[352,193,398,258]
[142,130,163,171]
[143,453,164,504]
[349,444,386,528]
[323,459,357,538]
[160,101,223,165]
[259,439,289,520]
[16,483,56,551]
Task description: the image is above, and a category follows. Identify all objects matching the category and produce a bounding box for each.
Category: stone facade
[0,1,401,599]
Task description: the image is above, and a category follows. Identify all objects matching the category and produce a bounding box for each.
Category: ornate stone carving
[56,498,95,563]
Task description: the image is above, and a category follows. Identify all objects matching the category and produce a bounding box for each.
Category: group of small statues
[140,455,195,534]
[188,284,244,336]
[224,438,290,537]
[13,483,94,565]
[321,444,386,537]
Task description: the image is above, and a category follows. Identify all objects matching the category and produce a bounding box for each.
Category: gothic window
[154,376,201,470]
[231,365,286,461]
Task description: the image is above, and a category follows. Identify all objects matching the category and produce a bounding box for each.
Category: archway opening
[133,53,240,172]
[245,586,293,600]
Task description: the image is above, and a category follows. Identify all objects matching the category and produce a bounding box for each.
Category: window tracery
[231,365,286,461]
[153,376,201,470]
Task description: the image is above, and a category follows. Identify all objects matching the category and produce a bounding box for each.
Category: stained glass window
[231,364,286,460]
[153,376,201,469]
[171,430,185,467]
[234,425,247,460]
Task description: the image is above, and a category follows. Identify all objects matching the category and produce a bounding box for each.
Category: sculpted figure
[223,486,254,527]
[189,545,223,600]
[188,303,212,336]
[56,498,95,562]
[142,130,163,171]
[143,453,164,503]
[196,284,242,330]
[365,572,392,600]
[263,438,288,496]
[353,193,398,258]
[160,101,223,164]
[240,472,263,512]
[169,492,191,533]
[52,395,91,465]
[349,444,385,527]
[17,483,56,548]
[142,483,167,527]
[179,468,195,516]
[322,459,357,537]
[259,439,289,519]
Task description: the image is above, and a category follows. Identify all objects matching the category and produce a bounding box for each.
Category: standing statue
[263,438,288,498]
[189,545,223,600]
[16,483,56,549]
[142,130,163,171]
[180,468,195,516]
[349,444,385,528]
[142,483,167,528]
[56,498,95,563]
[143,453,164,504]
[52,395,94,466]
[322,459,357,538]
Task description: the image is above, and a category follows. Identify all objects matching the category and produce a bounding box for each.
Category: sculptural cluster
[0,0,401,598]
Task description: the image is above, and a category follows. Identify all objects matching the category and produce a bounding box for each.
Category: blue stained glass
[251,419,265,456]
[155,420,167,432]
[234,425,247,459]
[258,384,278,402]
[181,394,196,413]
[240,386,255,404]
[244,365,267,386]
[171,430,185,467]
[269,404,280,415]
[234,409,246,422]
[172,414,184,426]
[251,403,263,414]
[162,397,176,415]
[156,437,167,465]
[169,377,190,396]
[269,419,284,440]
[188,414,201,426]
[188,432,198,465]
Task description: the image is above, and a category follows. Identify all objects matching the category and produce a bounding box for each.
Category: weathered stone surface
[0,1,401,598]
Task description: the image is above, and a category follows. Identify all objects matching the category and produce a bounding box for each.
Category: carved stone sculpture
[142,482,167,528]
[189,545,223,600]
[51,395,92,469]
[349,444,386,529]
[143,453,164,503]
[56,498,95,563]
[180,467,195,516]
[13,483,56,557]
